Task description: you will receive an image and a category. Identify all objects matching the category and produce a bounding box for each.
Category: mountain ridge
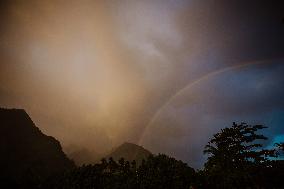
[0,107,75,186]
[67,142,152,166]
[104,142,152,164]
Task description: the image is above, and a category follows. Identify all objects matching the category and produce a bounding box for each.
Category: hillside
[68,147,101,166]
[0,108,75,187]
[105,142,152,164]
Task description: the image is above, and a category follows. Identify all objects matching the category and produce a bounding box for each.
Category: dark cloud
[177,0,284,62]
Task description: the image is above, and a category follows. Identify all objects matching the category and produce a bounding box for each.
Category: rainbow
[138,58,283,145]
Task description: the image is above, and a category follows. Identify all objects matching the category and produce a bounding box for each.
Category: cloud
[0,0,283,167]
[142,60,284,168]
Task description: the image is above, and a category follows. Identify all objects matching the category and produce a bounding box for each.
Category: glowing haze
[0,0,283,168]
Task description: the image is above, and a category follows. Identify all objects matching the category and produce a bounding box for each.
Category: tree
[137,154,196,189]
[42,154,196,189]
[203,122,276,188]
[275,142,284,152]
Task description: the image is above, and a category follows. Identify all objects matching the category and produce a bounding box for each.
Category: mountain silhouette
[68,147,101,166]
[0,108,75,187]
[104,142,152,164]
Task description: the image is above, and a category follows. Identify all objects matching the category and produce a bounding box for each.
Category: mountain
[67,147,101,166]
[0,108,75,187]
[66,142,152,166]
[104,142,152,164]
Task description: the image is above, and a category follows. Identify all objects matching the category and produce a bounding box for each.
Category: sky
[0,0,283,168]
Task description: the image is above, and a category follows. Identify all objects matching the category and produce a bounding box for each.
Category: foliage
[275,142,284,153]
[202,122,280,188]
[42,154,195,189]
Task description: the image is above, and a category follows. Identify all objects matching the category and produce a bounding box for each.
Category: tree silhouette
[137,154,195,189]
[203,122,276,188]
[276,142,284,152]
[42,154,196,189]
